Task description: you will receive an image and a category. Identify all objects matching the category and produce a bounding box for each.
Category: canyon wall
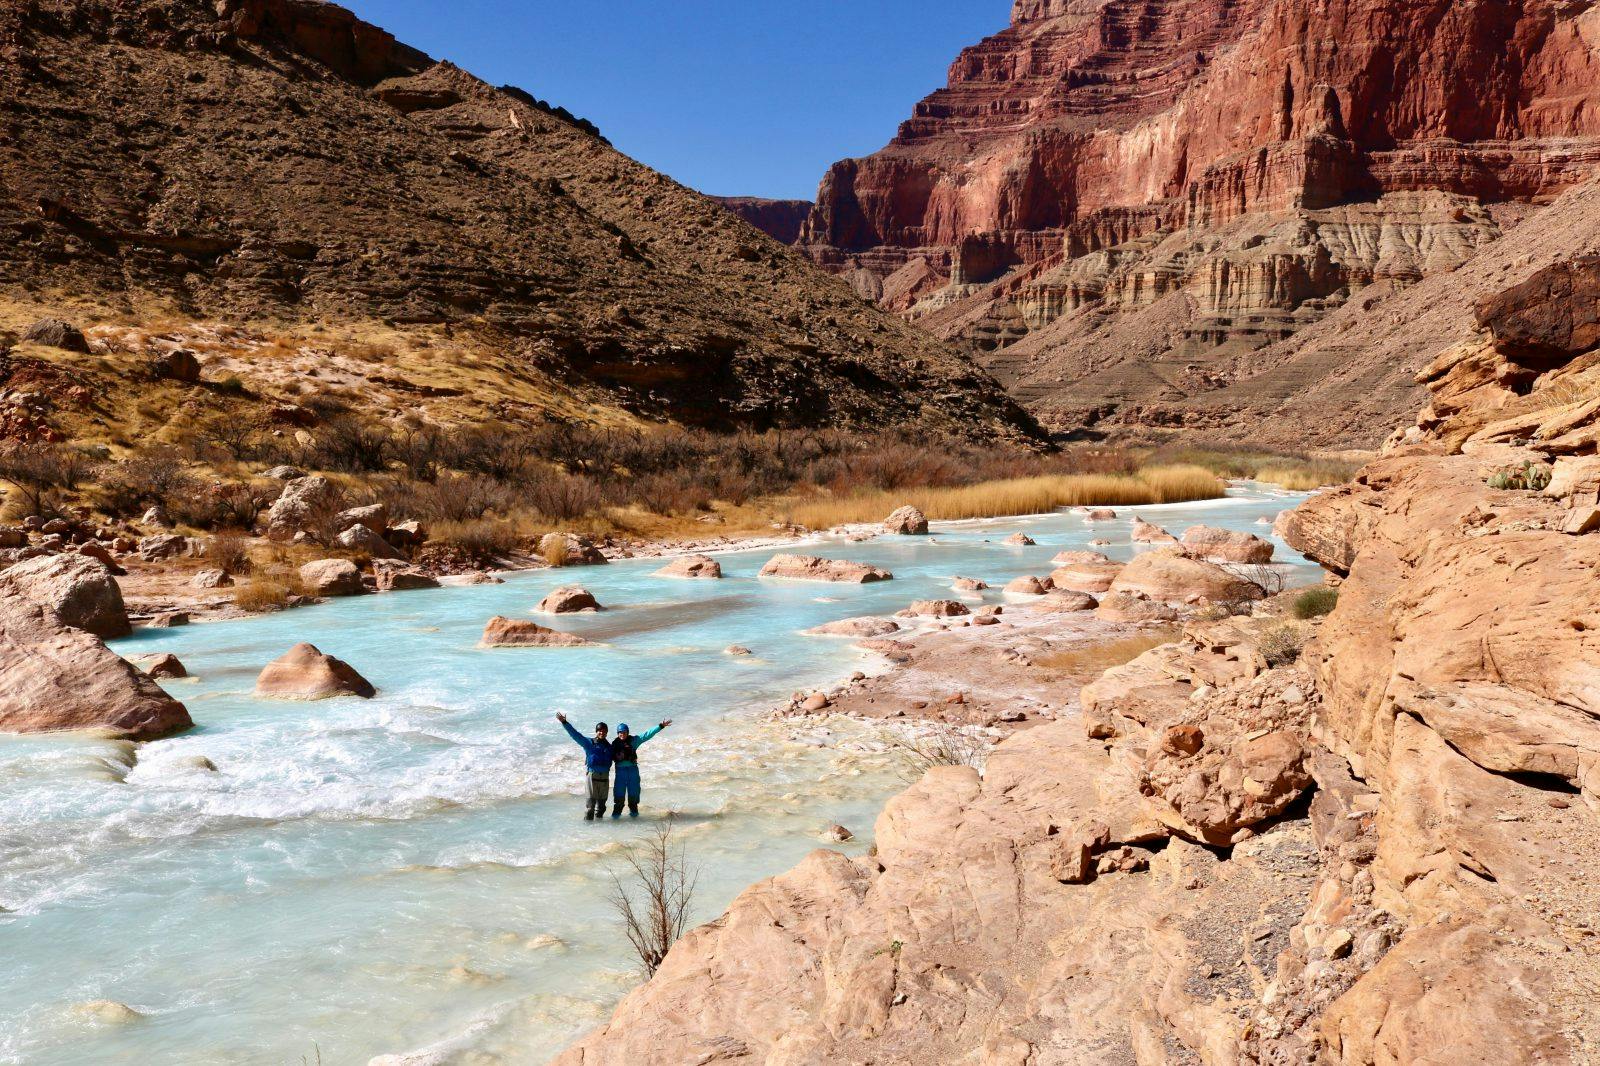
[0,0,1036,440]
[797,0,1600,444]
[555,226,1600,1062]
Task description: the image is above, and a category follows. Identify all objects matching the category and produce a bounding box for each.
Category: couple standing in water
[557,713,673,820]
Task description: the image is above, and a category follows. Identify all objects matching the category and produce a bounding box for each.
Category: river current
[0,489,1316,1064]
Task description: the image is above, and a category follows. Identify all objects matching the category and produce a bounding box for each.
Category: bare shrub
[883,722,992,781]
[0,443,99,518]
[608,819,698,978]
[205,530,252,575]
[429,518,521,561]
[1260,625,1307,667]
[1238,563,1286,598]
[97,449,195,516]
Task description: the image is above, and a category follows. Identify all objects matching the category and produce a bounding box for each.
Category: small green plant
[1291,586,1339,620]
[1487,461,1552,492]
[1259,625,1306,667]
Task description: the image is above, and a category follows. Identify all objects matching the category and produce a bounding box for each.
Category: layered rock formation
[712,197,814,245]
[555,260,1600,1062]
[795,0,1600,443]
[0,0,1035,439]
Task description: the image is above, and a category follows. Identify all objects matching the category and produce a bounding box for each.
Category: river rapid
[0,490,1316,1065]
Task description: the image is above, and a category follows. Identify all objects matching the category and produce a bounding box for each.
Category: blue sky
[353,1,1011,200]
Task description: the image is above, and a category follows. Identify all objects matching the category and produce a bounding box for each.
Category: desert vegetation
[609,820,698,978]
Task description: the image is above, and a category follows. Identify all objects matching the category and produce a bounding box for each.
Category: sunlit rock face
[798,0,1600,445]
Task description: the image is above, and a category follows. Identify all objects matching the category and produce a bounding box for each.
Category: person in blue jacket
[556,712,612,821]
[609,720,671,819]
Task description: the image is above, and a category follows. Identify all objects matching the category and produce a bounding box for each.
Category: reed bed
[784,465,1225,529]
[1253,463,1355,491]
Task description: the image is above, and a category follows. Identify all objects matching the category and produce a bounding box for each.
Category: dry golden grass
[232,573,305,612]
[1033,629,1181,679]
[784,465,1225,528]
[1253,462,1356,491]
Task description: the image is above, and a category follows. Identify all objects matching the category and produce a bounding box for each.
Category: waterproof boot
[584,808,594,821]
[628,802,639,818]
[611,801,623,819]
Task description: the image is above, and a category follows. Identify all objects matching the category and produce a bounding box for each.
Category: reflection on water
[0,488,1315,1065]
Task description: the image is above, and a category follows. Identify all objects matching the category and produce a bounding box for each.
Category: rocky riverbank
[553,262,1600,1064]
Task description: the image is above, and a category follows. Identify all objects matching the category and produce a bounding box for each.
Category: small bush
[233,575,301,612]
[205,531,253,575]
[430,518,521,561]
[1259,625,1307,667]
[1291,586,1339,619]
[884,722,992,781]
[608,820,698,978]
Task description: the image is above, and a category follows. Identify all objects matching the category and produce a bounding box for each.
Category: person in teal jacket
[556,713,612,821]
[609,720,671,819]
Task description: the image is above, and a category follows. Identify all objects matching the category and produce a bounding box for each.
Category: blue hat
[617,722,631,734]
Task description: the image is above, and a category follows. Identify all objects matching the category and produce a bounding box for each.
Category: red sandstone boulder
[1180,525,1274,564]
[1049,551,1123,594]
[536,586,603,613]
[951,576,988,592]
[0,553,130,638]
[480,617,594,648]
[141,653,188,680]
[883,506,929,535]
[654,554,723,579]
[805,617,901,638]
[538,532,607,566]
[1002,532,1035,546]
[298,558,364,597]
[904,599,971,618]
[372,561,440,592]
[0,586,191,739]
[759,554,892,583]
[1004,575,1053,595]
[1110,548,1264,605]
[1131,517,1179,544]
[255,643,375,700]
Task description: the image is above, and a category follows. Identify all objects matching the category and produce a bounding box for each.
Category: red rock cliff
[801,0,1600,444]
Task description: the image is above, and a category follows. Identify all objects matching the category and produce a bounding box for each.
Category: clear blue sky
[352,1,1010,201]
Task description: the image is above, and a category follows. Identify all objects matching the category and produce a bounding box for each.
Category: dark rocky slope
[0,0,1035,438]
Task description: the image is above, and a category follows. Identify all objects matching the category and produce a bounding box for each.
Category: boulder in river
[1131,516,1180,544]
[0,553,130,638]
[883,506,929,535]
[536,586,603,614]
[254,643,375,700]
[904,599,971,618]
[805,616,900,638]
[654,555,723,579]
[1003,575,1053,595]
[1109,548,1265,605]
[0,585,191,739]
[1179,525,1274,564]
[1002,533,1034,546]
[1049,552,1123,595]
[480,617,594,648]
[759,554,892,583]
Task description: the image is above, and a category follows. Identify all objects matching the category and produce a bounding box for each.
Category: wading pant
[586,772,610,817]
[612,764,641,817]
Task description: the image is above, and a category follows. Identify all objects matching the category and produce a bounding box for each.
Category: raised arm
[636,720,670,747]
[560,717,592,751]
